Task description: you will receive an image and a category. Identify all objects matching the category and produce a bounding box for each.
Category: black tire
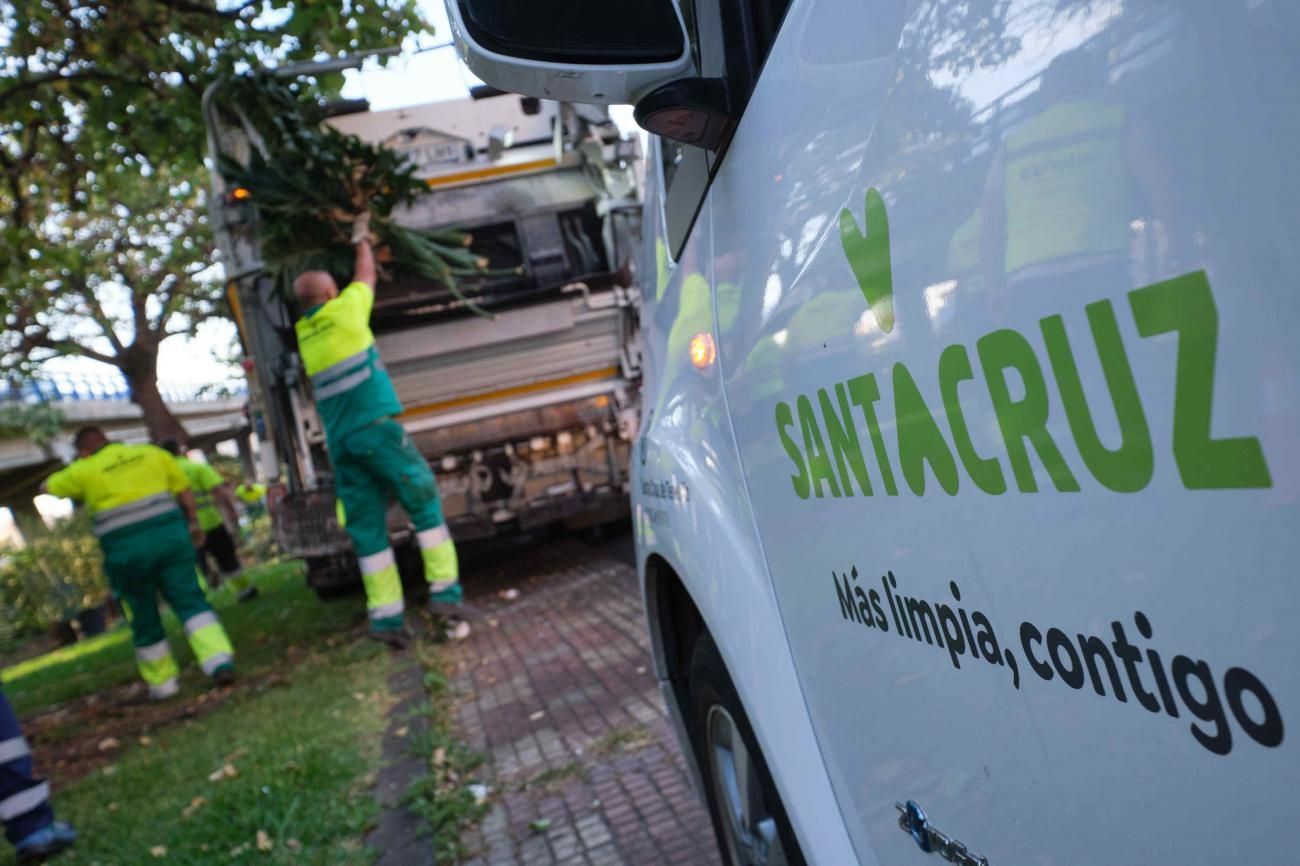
[312,582,359,601]
[306,555,362,601]
[689,633,806,866]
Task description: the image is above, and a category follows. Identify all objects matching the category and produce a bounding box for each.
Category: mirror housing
[447,0,694,105]
[634,78,732,151]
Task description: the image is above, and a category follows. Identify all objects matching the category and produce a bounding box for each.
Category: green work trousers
[332,418,458,626]
[100,511,235,697]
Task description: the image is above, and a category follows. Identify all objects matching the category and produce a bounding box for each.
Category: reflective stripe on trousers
[417,525,459,591]
[0,689,53,845]
[93,492,178,536]
[0,738,29,765]
[183,612,235,677]
[134,639,179,688]
[360,549,404,621]
[0,781,47,821]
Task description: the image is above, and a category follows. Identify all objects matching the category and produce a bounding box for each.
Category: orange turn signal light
[689,333,717,369]
[230,186,251,201]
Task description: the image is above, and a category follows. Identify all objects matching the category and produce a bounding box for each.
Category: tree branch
[26,333,122,369]
[82,285,126,353]
[158,0,258,18]
[0,68,140,104]
[152,273,185,334]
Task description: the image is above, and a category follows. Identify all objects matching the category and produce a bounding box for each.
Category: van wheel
[689,633,805,866]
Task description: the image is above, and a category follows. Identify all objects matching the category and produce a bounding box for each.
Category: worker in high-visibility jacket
[159,439,257,602]
[293,214,461,646]
[234,480,267,521]
[41,426,236,699]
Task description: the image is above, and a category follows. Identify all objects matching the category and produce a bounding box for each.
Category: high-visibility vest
[44,443,188,537]
[1003,100,1129,273]
[235,483,266,505]
[294,280,402,446]
[175,457,225,531]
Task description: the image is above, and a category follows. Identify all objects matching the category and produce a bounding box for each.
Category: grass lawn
[0,562,401,865]
[3,561,362,719]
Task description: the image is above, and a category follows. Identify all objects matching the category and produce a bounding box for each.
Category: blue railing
[0,373,247,404]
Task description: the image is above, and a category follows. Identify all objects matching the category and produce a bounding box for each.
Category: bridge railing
[0,373,247,405]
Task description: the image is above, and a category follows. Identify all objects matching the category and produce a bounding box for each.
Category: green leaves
[0,403,65,447]
[1,0,431,373]
[220,75,497,314]
[0,509,106,632]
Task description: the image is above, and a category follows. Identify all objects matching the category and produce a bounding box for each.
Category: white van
[448,1,1299,863]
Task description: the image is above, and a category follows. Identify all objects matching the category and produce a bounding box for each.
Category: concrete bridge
[1,373,251,511]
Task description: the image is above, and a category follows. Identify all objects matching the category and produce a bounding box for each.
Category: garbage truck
[205,76,644,596]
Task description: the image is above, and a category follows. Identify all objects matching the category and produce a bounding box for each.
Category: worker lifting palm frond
[216,73,507,313]
[293,226,467,646]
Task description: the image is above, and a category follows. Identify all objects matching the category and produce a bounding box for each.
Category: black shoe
[212,665,236,687]
[368,626,411,650]
[238,586,259,603]
[428,612,472,643]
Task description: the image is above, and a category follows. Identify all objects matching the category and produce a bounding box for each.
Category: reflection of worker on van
[980,48,1181,302]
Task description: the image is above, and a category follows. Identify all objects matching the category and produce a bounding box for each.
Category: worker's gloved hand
[350,211,372,245]
[190,523,207,548]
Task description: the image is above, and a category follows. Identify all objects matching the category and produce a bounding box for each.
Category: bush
[0,509,108,636]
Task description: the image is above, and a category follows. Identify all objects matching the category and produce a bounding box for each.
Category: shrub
[0,509,108,635]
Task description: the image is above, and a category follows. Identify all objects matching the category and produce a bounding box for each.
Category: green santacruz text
[776,270,1272,498]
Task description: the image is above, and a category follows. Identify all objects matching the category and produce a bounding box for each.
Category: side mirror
[634,78,732,151]
[447,0,693,105]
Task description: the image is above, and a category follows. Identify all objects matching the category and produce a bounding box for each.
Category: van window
[718,0,793,103]
[662,140,711,258]
[661,0,794,258]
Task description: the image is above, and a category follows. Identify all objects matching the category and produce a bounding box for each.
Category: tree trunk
[121,361,189,445]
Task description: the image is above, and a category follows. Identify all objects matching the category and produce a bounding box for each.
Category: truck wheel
[312,582,358,601]
[305,555,362,601]
[689,633,805,866]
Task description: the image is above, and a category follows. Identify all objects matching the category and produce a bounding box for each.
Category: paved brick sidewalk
[447,539,721,866]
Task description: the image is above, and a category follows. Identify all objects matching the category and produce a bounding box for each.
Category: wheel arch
[644,551,708,687]
[642,551,711,796]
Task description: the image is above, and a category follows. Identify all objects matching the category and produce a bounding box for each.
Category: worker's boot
[429,584,471,642]
[368,616,411,650]
[149,678,181,702]
[15,821,76,863]
[212,664,236,688]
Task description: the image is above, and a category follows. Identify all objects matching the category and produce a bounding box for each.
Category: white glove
[350,211,372,245]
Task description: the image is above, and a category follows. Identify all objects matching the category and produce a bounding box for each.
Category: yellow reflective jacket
[294,280,402,446]
[1003,100,1129,273]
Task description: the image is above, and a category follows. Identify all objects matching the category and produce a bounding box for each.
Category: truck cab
[208,83,644,594]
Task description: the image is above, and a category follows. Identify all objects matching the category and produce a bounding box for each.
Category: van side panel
[713,0,1300,863]
[633,143,858,865]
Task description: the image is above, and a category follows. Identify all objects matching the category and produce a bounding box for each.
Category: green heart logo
[838,187,895,333]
